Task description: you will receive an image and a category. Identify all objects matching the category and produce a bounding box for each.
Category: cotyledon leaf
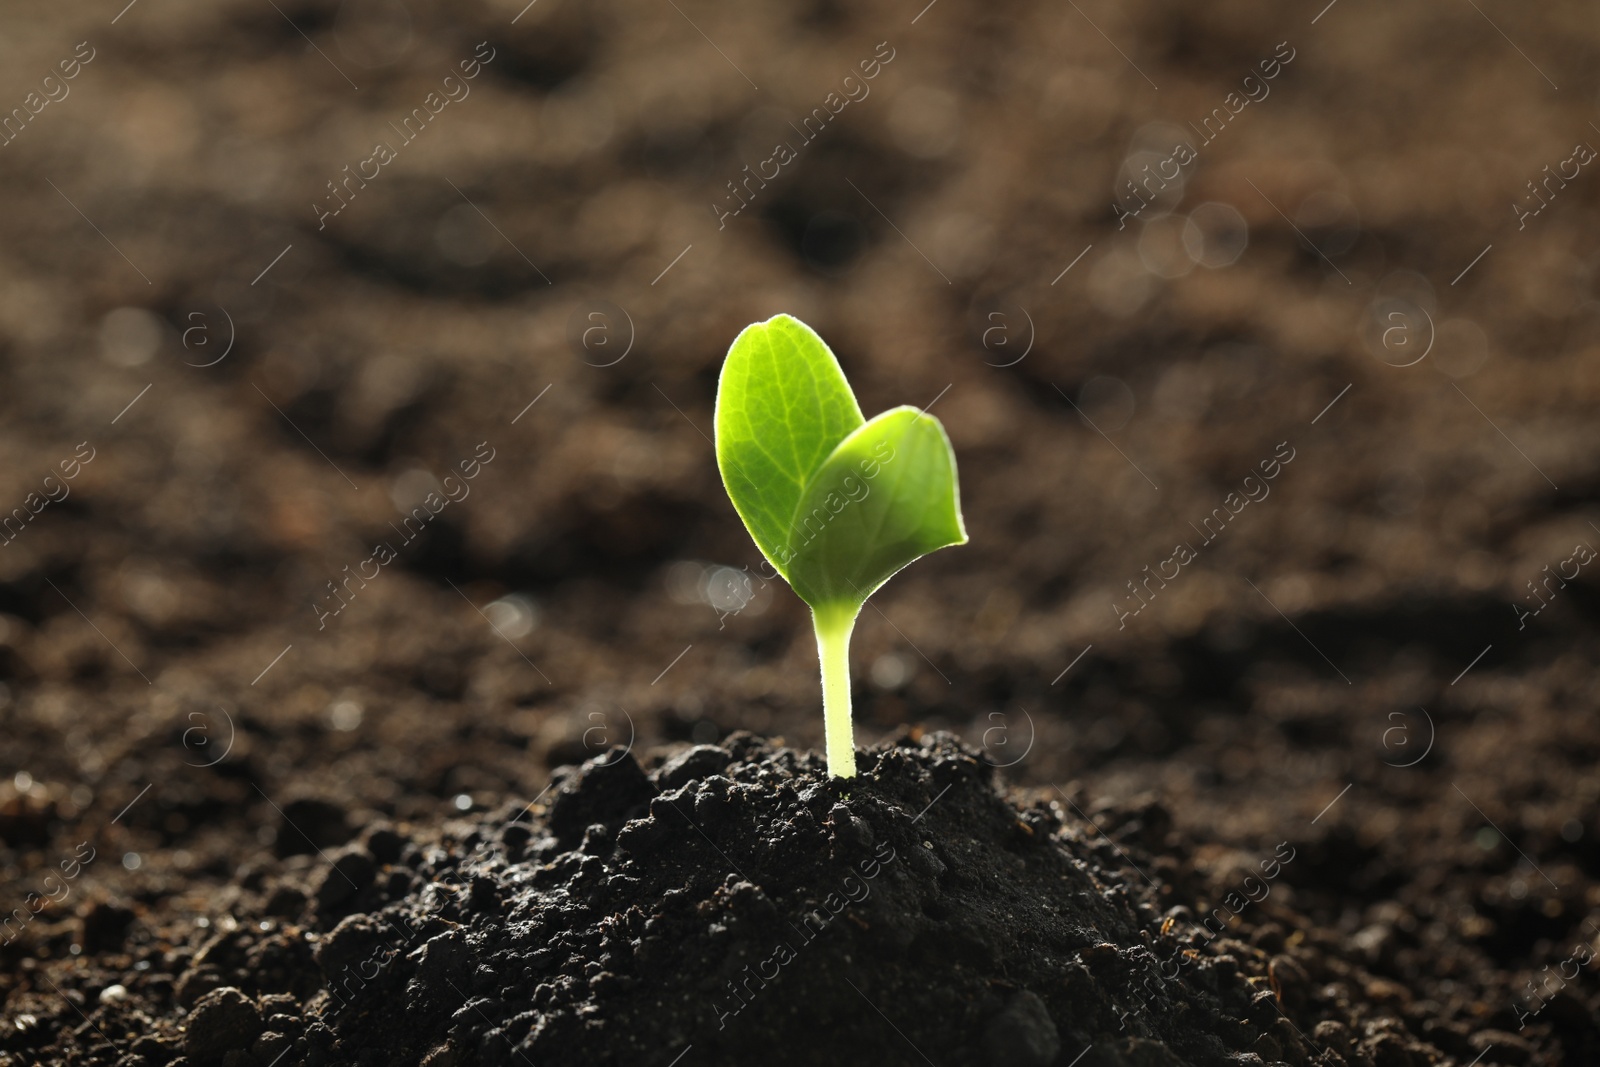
[712,313,968,778]
[714,314,864,576]
[783,405,967,611]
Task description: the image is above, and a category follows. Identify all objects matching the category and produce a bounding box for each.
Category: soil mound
[111,734,1474,1067]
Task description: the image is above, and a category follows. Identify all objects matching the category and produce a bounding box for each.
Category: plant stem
[813,604,860,778]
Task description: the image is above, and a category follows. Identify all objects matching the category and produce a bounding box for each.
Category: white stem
[813,605,859,778]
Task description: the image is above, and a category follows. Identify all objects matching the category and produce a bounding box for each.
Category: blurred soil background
[2,0,1600,1061]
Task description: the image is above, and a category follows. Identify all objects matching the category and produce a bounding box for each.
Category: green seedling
[714,314,967,777]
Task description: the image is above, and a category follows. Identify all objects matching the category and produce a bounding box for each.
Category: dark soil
[10,733,1560,1067]
[3,0,1600,1063]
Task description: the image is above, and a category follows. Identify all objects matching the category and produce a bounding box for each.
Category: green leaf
[713,313,967,778]
[784,406,966,610]
[714,313,966,612]
[714,314,864,574]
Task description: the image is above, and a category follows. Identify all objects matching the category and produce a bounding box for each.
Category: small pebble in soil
[655,744,732,790]
[982,990,1060,1067]
[185,987,262,1058]
[314,847,378,910]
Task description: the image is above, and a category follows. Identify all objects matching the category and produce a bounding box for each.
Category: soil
[3,0,1600,1064]
[4,732,1561,1067]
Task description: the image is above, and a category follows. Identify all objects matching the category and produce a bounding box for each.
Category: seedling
[714,315,967,777]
